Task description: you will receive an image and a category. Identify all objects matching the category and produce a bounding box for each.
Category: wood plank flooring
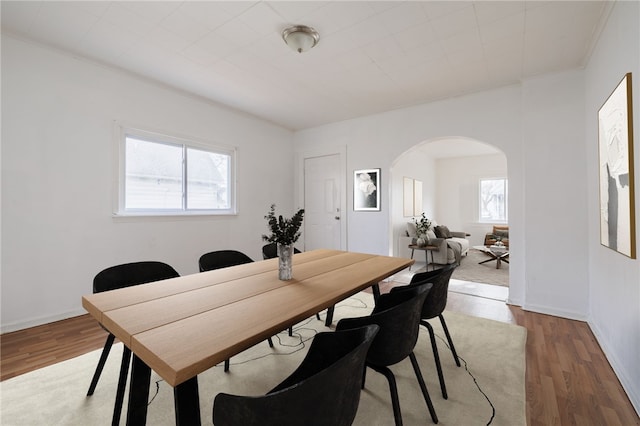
[1,284,638,425]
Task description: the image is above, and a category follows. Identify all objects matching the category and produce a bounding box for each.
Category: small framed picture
[354,169,380,211]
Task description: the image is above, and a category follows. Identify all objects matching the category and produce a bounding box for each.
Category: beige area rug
[0,292,526,426]
[396,249,509,288]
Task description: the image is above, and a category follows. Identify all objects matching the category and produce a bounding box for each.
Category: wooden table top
[82,249,413,386]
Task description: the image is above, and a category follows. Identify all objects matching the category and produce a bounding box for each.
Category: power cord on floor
[435,333,496,425]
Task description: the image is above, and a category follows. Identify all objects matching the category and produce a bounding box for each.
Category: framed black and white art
[598,73,636,258]
[354,168,380,211]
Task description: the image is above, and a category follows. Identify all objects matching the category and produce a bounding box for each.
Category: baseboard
[1,308,87,334]
[589,319,640,417]
[521,302,588,322]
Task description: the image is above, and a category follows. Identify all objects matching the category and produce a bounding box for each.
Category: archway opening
[389,136,510,296]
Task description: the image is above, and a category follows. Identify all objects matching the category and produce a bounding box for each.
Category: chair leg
[324,306,335,327]
[422,320,448,399]
[112,345,132,426]
[267,337,274,348]
[439,314,461,367]
[369,364,404,426]
[224,359,230,372]
[409,352,439,424]
[87,333,116,396]
[288,327,293,336]
[316,313,321,320]
[361,365,367,389]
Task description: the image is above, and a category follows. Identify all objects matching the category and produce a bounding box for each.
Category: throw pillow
[434,225,452,239]
[495,229,509,238]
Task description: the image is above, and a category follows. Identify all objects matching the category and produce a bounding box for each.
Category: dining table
[82,249,413,425]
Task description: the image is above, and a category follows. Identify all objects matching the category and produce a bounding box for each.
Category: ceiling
[1,1,610,131]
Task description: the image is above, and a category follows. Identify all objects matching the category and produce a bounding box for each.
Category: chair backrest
[93,261,179,294]
[406,263,456,319]
[261,243,301,260]
[213,325,379,426]
[336,283,432,367]
[199,250,253,272]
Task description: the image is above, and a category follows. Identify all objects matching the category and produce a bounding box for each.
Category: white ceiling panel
[0,0,611,130]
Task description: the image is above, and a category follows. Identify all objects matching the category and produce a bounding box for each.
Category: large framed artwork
[354,168,380,211]
[598,73,636,258]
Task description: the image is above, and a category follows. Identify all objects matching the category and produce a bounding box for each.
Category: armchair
[484,225,509,247]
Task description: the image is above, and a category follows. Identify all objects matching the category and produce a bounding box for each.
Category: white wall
[1,37,294,332]
[435,153,507,247]
[520,70,590,318]
[585,1,640,414]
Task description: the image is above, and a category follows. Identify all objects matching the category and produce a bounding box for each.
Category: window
[479,178,507,222]
[117,126,235,215]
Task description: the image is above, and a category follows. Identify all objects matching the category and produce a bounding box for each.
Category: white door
[304,154,342,250]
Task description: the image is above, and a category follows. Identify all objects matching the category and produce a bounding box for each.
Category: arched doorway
[389,136,510,294]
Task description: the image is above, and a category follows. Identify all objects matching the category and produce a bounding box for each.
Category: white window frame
[114,123,237,217]
[478,177,508,224]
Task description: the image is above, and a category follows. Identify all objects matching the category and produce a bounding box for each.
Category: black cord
[147,379,161,406]
[432,331,496,425]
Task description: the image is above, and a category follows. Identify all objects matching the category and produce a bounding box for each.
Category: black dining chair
[199,249,255,272]
[261,243,335,328]
[87,260,180,426]
[336,283,438,425]
[198,249,276,371]
[213,324,379,426]
[261,242,301,260]
[390,263,460,399]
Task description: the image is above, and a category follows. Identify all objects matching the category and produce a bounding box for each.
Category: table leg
[478,257,495,265]
[409,249,415,270]
[174,376,201,426]
[324,306,335,327]
[126,355,151,426]
[496,254,509,268]
[372,283,381,302]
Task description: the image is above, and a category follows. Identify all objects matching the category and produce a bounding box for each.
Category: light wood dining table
[82,249,413,425]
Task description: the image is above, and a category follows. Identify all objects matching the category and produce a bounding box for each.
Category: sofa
[406,222,469,265]
[484,225,509,247]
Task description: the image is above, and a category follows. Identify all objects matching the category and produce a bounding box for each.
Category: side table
[408,244,439,271]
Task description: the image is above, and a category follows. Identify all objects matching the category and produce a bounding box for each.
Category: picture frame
[598,73,636,258]
[413,180,423,216]
[354,168,381,211]
[403,177,414,217]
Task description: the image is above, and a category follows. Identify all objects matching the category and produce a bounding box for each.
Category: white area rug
[0,292,526,425]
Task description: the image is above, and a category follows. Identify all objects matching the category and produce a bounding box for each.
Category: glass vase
[277,243,294,280]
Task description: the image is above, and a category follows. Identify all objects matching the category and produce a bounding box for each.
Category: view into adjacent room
[390,137,509,302]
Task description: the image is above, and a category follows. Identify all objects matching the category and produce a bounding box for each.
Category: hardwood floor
[1,284,638,425]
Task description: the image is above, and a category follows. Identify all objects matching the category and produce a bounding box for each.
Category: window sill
[113,210,237,221]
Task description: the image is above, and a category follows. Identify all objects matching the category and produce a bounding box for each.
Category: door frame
[295,145,347,251]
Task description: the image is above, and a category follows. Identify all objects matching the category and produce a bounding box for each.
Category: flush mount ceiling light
[282,25,320,53]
